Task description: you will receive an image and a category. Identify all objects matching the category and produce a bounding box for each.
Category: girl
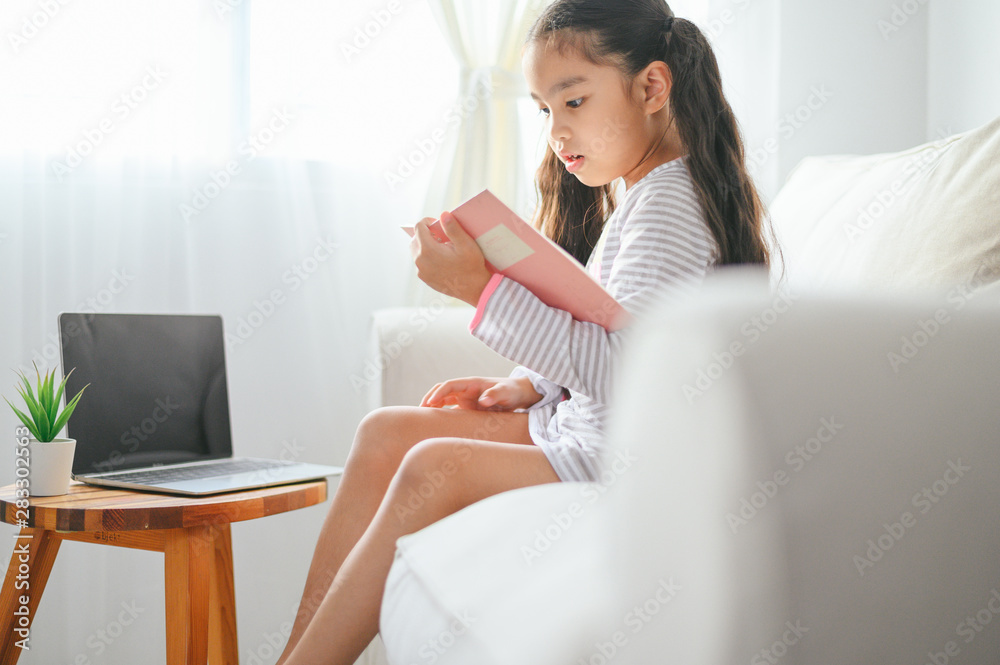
[278,1,773,662]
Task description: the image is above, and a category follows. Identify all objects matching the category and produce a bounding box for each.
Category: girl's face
[523,40,668,189]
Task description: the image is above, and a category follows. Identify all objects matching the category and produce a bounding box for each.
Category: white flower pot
[27,438,76,497]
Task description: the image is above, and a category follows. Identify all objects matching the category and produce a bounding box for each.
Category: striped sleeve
[509,365,565,409]
[471,276,619,404]
[469,177,717,406]
[607,185,718,317]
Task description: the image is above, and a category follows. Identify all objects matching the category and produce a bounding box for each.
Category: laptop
[58,312,343,496]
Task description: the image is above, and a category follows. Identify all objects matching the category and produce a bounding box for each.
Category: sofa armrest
[366,306,518,409]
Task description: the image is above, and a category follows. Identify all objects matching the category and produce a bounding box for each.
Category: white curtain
[406,0,551,307]
[0,152,420,664]
[0,1,453,663]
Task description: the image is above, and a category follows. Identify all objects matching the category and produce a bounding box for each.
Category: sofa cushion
[770,115,1000,291]
[367,307,517,409]
[379,481,620,665]
[601,271,1000,663]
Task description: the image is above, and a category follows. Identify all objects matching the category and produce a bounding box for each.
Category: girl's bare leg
[276,405,538,664]
[283,437,560,665]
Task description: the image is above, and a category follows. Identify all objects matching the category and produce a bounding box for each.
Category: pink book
[403,189,632,332]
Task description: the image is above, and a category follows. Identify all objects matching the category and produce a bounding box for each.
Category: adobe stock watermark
[7,0,73,54]
[726,416,844,534]
[225,234,339,350]
[920,586,1000,665]
[384,79,497,191]
[575,578,681,665]
[878,0,929,41]
[180,107,294,223]
[702,0,758,42]
[392,440,474,524]
[843,127,952,243]
[750,620,809,665]
[16,269,135,377]
[348,274,474,395]
[852,458,971,577]
[242,439,307,486]
[520,447,638,566]
[11,427,32,650]
[578,115,629,158]
[682,287,798,404]
[746,85,833,174]
[349,296,452,395]
[409,610,477,665]
[340,0,408,63]
[76,600,145,660]
[390,407,534,525]
[887,259,999,373]
[90,396,180,473]
[212,0,246,20]
[50,66,168,181]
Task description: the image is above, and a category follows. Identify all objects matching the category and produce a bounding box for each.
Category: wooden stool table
[0,480,327,664]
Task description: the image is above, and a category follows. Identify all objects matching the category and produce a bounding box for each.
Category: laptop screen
[58,313,233,475]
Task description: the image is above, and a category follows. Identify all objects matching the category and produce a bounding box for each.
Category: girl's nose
[548,112,571,144]
[549,119,572,143]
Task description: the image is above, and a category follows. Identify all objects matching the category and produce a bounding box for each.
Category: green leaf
[50,383,88,439]
[38,376,52,422]
[44,368,61,426]
[3,397,41,440]
[15,384,45,430]
[19,367,40,413]
[52,368,73,421]
[35,398,53,442]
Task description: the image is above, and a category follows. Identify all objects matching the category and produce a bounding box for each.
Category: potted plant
[4,364,88,496]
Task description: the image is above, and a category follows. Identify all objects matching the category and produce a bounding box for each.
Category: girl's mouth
[564,154,585,173]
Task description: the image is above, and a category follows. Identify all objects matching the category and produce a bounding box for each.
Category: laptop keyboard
[97,458,297,484]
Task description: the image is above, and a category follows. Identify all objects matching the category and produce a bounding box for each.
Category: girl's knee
[350,406,422,462]
[391,440,472,505]
[356,405,419,436]
[383,441,464,528]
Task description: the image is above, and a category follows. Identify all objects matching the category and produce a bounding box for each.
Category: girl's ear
[638,61,672,115]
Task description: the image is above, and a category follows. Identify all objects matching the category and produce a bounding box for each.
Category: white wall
[927,0,1000,137]
[775,0,930,183]
[713,0,999,203]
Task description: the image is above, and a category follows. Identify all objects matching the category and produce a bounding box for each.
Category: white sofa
[362,116,1000,665]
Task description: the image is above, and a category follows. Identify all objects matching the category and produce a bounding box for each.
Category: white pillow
[770,115,1000,291]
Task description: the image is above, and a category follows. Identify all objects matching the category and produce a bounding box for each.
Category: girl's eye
[537,99,582,118]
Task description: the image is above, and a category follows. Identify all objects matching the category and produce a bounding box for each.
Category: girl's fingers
[478,386,500,407]
[478,383,514,409]
[422,377,500,409]
[423,379,473,407]
[420,382,445,407]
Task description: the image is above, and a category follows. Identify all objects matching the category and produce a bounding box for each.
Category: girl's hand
[420,376,544,411]
[410,212,493,307]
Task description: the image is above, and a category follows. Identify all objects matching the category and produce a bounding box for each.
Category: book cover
[403,190,632,332]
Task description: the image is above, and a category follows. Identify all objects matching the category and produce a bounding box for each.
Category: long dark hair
[527,0,776,268]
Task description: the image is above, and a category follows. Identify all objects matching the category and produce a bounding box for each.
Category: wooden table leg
[165,525,213,665]
[0,529,61,664]
[208,524,238,665]
[0,529,62,664]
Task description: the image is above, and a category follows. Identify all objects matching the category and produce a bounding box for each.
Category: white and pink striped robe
[469,156,720,482]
